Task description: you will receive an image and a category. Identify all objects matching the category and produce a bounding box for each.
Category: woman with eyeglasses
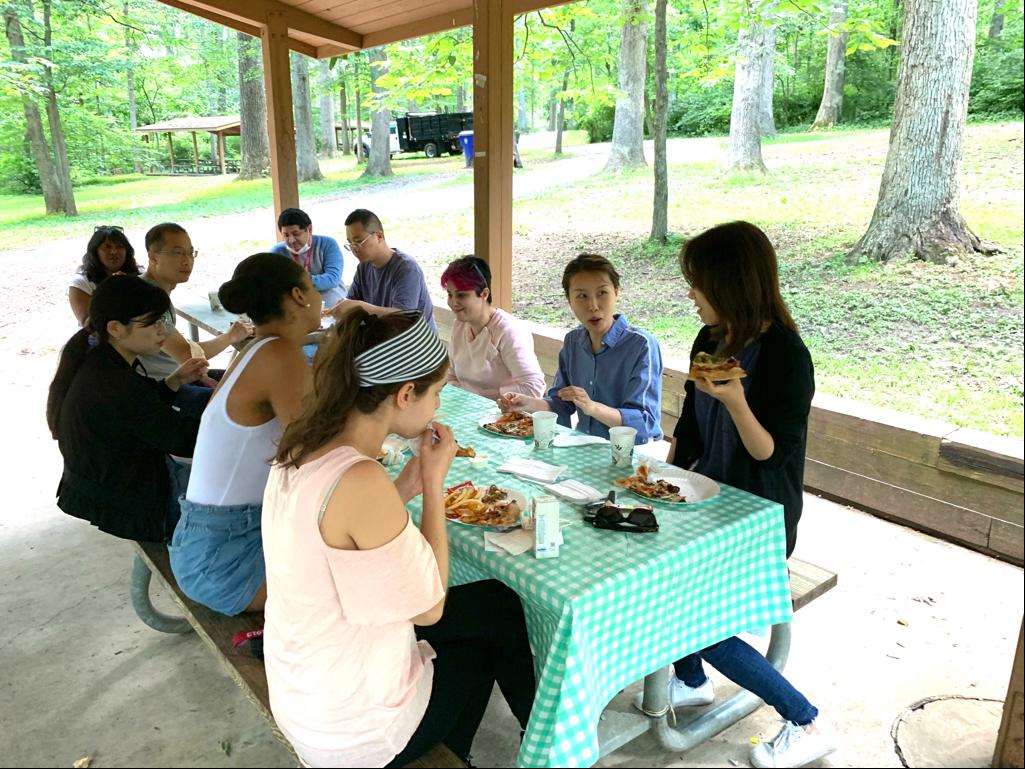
[666,221,834,769]
[47,275,208,542]
[441,255,545,400]
[69,226,141,326]
[168,254,322,617]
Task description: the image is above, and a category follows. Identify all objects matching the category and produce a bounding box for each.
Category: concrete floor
[1,350,1021,767]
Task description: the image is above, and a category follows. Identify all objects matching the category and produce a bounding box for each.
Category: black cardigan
[55,343,200,542]
[672,323,814,557]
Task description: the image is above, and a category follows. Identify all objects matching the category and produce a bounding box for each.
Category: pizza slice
[686,351,747,382]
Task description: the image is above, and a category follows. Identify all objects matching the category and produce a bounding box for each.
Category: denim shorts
[168,498,265,616]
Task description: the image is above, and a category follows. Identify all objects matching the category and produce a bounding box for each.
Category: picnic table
[174,299,327,348]
[389,385,796,768]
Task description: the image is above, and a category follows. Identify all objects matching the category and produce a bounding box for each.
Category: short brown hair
[679,221,797,355]
[274,309,448,468]
[561,253,621,296]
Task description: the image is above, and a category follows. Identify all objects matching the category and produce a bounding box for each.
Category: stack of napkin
[552,433,609,448]
[543,479,604,505]
[496,458,566,484]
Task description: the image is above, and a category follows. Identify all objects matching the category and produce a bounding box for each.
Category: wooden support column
[261,9,300,218]
[191,131,200,170]
[166,132,175,173]
[218,132,227,174]
[472,0,515,311]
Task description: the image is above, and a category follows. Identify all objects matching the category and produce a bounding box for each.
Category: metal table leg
[130,554,193,634]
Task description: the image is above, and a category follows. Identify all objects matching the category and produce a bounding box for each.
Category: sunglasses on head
[585,504,659,533]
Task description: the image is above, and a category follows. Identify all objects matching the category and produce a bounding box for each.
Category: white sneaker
[668,672,715,707]
[750,719,837,768]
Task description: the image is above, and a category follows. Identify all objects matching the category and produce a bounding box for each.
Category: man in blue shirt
[322,208,437,332]
[270,207,346,308]
[500,254,663,443]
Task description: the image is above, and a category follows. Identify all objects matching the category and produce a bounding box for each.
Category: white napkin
[496,458,566,484]
[544,479,604,505]
[552,433,609,447]
[484,529,534,555]
[379,435,408,466]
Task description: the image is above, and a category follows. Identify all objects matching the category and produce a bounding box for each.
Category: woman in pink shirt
[262,308,535,768]
[442,256,546,400]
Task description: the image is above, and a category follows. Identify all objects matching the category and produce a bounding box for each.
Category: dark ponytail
[275,308,448,468]
[218,253,306,325]
[46,276,171,439]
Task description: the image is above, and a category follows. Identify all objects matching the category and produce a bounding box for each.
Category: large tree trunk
[812,0,848,130]
[339,76,351,156]
[606,0,648,171]
[363,48,393,177]
[759,21,777,137]
[726,4,775,173]
[124,1,141,173]
[517,85,528,133]
[41,0,76,214]
[548,93,558,131]
[318,60,336,159]
[291,53,323,182]
[988,0,1004,39]
[555,69,570,154]
[849,0,990,264]
[650,0,669,243]
[455,84,466,113]
[237,32,269,180]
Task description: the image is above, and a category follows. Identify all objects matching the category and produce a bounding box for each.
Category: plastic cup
[609,426,638,467]
[532,411,557,450]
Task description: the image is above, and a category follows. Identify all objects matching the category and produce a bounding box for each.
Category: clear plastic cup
[532,411,557,450]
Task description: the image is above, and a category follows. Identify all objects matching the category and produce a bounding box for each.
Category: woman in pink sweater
[261,308,535,767]
[442,255,546,400]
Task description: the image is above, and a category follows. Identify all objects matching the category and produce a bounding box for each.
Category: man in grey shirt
[323,208,436,331]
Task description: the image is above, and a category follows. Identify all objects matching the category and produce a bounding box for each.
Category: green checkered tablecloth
[392,386,794,768]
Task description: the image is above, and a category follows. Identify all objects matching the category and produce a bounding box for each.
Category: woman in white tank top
[168,254,322,616]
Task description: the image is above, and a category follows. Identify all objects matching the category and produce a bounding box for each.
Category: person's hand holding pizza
[695,375,746,410]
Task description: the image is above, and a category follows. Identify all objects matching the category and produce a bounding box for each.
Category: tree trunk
[318,60,336,159]
[456,83,466,113]
[555,69,570,154]
[363,48,393,177]
[236,32,269,180]
[355,79,365,164]
[517,85,528,133]
[606,0,648,170]
[650,0,669,243]
[812,0,848,130]
[291,53,323,181]
[124,1,141,173]
[988,2,1004,39]
[726,4,774,173]
[759,21,777,136]
[339,76,351,155]
[849,0,991,264]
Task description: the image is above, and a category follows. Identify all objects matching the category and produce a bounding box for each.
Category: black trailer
[397,112,473,158]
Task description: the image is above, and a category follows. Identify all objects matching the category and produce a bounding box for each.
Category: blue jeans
[674,637,818,725]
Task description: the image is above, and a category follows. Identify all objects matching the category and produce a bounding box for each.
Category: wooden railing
[434,306,1024,564]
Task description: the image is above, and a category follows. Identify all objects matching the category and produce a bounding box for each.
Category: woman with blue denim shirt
[499,254,663,444]
[667,222,835,769]
[169,254,323,615]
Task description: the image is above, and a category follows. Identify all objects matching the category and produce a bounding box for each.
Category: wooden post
[166,132,175,173]
[472,0,514,311]
[191,131,200,171]
[993,617,1024,768]
[218,132,226,175]
[261,9,300,219]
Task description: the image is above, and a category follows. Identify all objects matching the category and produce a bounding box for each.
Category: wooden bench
[130,541,464,768]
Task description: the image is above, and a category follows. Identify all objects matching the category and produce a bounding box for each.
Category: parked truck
[354,111,474,159]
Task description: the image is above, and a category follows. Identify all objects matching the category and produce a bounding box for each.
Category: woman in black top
[47,276,207,542]
[666,222,834,769]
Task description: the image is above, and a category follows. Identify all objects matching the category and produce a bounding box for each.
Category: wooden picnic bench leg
[188,321,200,343]
[130,554,194,634]
[646,622,792,751]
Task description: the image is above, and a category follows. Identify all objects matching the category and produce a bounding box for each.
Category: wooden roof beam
[189,0,363,51]
[162,0,319,57]
[361,7,473,49]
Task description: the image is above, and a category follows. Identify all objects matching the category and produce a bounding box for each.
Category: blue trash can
[458,130,474,167]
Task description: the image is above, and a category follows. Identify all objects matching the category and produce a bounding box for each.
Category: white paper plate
[445,487,527,530]
[621,468,720,504]
[477,412,533,440]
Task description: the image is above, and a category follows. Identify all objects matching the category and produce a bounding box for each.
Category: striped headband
[354,311,447,387]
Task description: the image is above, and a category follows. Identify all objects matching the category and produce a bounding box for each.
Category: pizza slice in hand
[686,351,747,382]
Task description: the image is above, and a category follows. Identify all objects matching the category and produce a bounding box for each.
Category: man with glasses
[140,222,253,413]
[323,209,436,332]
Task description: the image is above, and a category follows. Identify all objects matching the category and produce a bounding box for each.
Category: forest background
[1,0,1023,437]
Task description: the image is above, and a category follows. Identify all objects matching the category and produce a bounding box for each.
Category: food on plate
[443,483,522,527]
[455,444,476,458]
[615,464,686,503]
[482,411,534,438]
[686,351,747,382]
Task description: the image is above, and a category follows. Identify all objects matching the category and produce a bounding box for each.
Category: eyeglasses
[94,225,124,232]
[158,248,198,259]
[343,233,376,252]
[586,505,659,533]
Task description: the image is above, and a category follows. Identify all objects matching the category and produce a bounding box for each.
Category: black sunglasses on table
[584,503,659,533]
